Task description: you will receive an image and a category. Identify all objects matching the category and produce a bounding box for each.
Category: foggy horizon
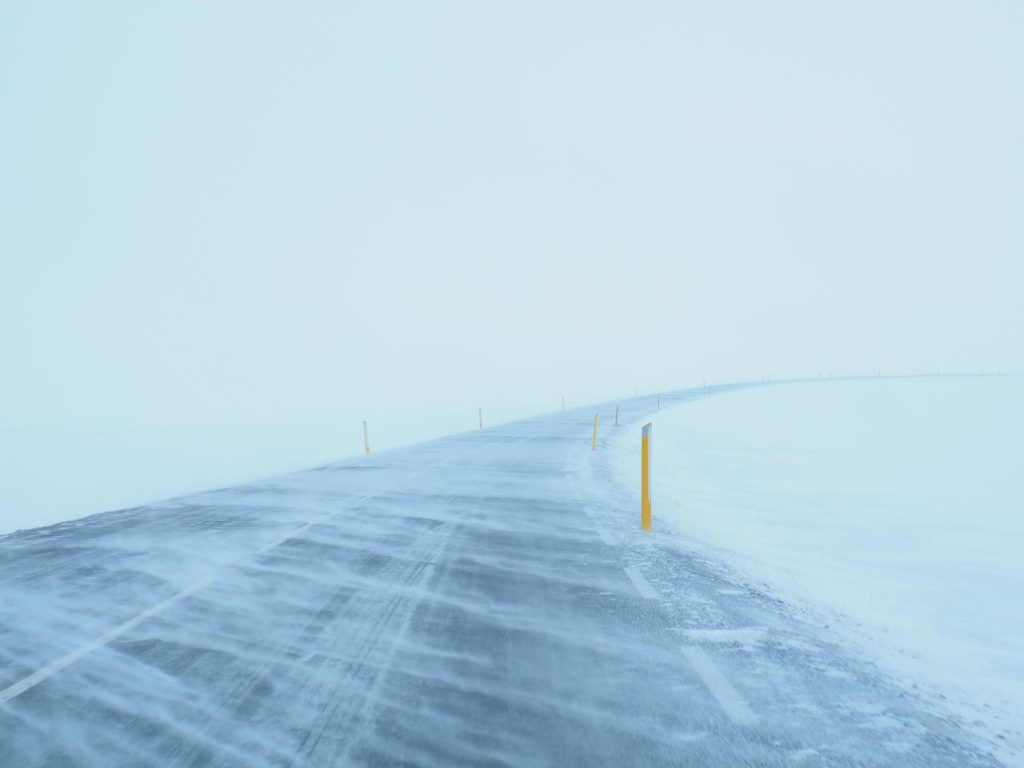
[3,2,1022,450]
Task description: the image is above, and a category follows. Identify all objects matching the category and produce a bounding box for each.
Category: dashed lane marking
[595,528,614,546]
[623,566,659,599]
[682,645,759,726]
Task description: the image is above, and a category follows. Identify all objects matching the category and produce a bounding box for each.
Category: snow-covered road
[0,385,1003,766]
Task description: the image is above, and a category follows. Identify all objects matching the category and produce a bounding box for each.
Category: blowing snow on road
[0,379,1018,766]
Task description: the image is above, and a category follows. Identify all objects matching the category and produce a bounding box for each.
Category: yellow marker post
[641,422,652,531]
[592,413,599,450]
[363,421,371,455]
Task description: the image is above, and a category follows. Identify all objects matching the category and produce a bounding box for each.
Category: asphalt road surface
[0,386,1002,766]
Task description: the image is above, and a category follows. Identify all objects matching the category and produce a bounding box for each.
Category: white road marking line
[0,580,209,704]
[623,566,658,599]
[595,528,614,546]
[0,455,459,705]
[682,645,759,726]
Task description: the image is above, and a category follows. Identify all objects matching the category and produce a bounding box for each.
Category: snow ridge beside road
[607,376,1024,763]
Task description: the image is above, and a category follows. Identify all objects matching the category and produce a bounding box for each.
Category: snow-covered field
[0,422,357,536]
[609,377,1024,755]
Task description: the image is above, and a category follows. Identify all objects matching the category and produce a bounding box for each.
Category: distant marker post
[641,422,652,532]
[592,413,599,450]
[363,421,371,455]
[614,405,619,427]
[479,407,483,429]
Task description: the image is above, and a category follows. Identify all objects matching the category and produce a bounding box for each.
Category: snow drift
[609,376,1024,754]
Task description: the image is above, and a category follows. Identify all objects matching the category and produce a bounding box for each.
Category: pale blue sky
[2,2,1021,448]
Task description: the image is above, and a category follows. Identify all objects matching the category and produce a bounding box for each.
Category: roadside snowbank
[609,377,1024,753]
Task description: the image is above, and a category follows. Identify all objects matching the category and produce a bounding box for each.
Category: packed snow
[609,376,1024,759]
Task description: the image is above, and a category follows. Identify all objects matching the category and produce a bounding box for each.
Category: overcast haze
[2,2,1022,452]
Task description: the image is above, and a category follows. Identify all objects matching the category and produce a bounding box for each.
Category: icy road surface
[0,384,1005,766]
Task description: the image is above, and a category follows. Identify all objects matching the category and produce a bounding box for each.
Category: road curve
[0,384,1001,766]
